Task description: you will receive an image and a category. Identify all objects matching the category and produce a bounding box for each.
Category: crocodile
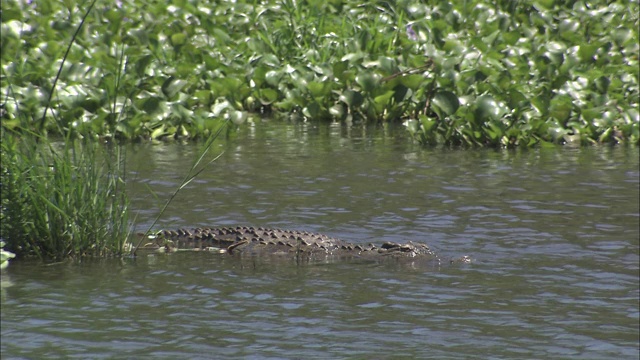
[136,226,470,264]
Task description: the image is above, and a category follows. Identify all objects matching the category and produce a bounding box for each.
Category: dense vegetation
[1,0,638,146]
[0,134,130,260]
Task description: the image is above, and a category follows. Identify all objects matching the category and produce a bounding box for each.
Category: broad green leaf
[374,90,394,107]
[399,74,426,90]
[229,110,246,125]
[162,77,188,99]
[474,95,502,121]
[307,81,327,98]
[265,70,283,87]
[612,28,633,46]
[303,102,322,119]
[502,31,520,45]
[549,94,573,122]
[578,44,599,62]
[194,90,212,104]
[219,77,242,94]
[432,90,459,116]
[356,73,380,93]
[329,104,345,118]
[594,76,610,94]
[259,54,280,67]
[253,66,268,87]
[507,90,527,109]
[332,60,349,82]
[258,88,278,105]
[420,116,438,132]
[559,19,580,37]
[339,90,364,108]
[212,28,231,44]
[393,85,409,103]
[141,96,163,114]
[150,124,167,139]
[378,56,398,74]
[170,33,187,46]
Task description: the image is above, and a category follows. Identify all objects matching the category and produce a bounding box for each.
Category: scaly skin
[138,226,454,262]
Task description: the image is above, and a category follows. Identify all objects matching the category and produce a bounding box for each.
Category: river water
[2,122,639,359]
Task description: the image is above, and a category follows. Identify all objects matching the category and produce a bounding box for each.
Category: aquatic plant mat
[1,0,638,146]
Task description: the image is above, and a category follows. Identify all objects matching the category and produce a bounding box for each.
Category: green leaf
[432,90,460,116]
[339,90,364,108]
[399,74,426,90]
[374,90,394,107]
[194,90,212,104]
[212,28,231,44]
[170,33,187,46]
[578,44,599,62]
[258,88,278,105]
[265,70,283,87]
[259,54,280,67]
[151,124,167,139]
[594,76,610,94]
[534,0,554,9]
[329,104,345,118]
[218,77,242,95]
[420,116,438,132]
[307,81,327,98]
[474,95,502,121]
[531,96,550,115]
[141,96,163,114]
[332,60,349,82]
[612,28,633,47]
[162,77,188,99]
[378,56,398,74]
[252,66,268,87]
[356,73,380,93]
[303,102,322,119]
[549,94,573,122]
[508,90,528,109]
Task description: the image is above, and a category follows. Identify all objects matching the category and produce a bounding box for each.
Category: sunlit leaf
[170,33,187,46]
[578,44,599,62]
[374,90,394,107]
[265,70,283,87]
[162,77,188,99]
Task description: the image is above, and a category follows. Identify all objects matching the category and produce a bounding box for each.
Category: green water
[2,123,638,359]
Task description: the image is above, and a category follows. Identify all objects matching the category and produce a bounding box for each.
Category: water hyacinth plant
[1,0,638,146]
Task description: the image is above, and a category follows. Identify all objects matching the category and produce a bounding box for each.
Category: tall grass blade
[132,120,230,255]
[39,0,97,134]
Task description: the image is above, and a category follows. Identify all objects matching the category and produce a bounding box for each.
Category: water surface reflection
[2,123,638,359]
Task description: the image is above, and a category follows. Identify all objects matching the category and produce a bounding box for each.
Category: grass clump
[0,130,130,261]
